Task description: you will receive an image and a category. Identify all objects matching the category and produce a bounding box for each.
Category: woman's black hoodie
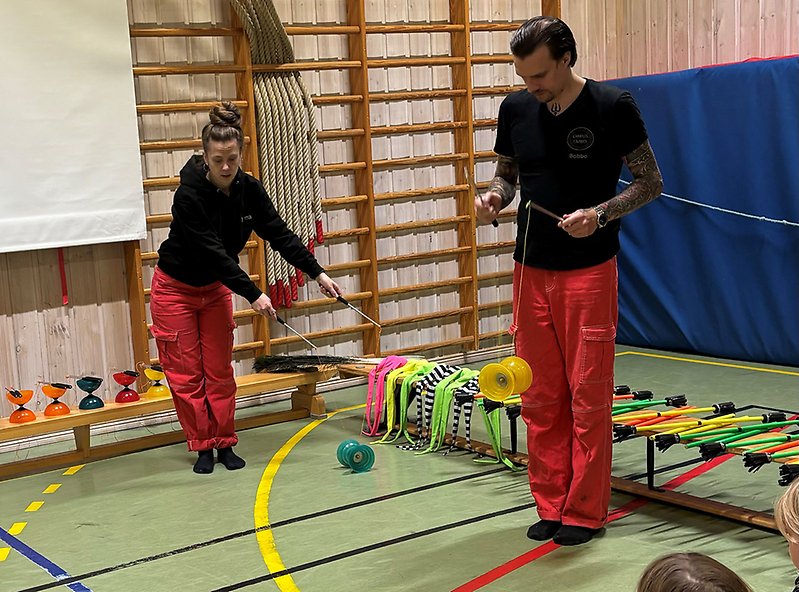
[157,155,324,303]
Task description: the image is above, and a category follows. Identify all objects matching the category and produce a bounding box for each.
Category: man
[475,16,663,546]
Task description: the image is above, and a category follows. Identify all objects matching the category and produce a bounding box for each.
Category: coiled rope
[230,0,324,307]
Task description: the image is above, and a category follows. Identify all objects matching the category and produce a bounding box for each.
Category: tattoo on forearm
[489,155,519,209]
[601,140,663,220]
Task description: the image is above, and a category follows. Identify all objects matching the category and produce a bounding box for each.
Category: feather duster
[253,354,377,373]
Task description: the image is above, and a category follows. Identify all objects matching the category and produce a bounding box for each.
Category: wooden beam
[123,241,149,391]
[450,0,480,351]
[541,0,562,18]
[130,26,238,37]
[346,0,381,355]
[231,10,270,359]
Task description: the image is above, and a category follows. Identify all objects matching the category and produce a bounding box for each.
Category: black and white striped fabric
[446,376,479,453]
[397,364,460,451]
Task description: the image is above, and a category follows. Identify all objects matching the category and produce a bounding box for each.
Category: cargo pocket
[150,326,183,374]
[579,324,616,385]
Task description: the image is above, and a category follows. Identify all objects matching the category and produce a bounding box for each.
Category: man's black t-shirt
[494,79,648,270]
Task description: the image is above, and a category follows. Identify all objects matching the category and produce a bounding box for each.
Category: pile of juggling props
[350,355,533,471]
[3,367,161,424]
[612,387,798,486]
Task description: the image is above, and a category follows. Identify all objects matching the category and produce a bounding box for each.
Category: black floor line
[210,502,538,592]
[17,467,507,592]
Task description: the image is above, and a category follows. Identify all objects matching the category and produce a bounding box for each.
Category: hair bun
[209,101,241,128]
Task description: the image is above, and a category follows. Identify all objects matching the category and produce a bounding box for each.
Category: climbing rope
[230,0,324,307]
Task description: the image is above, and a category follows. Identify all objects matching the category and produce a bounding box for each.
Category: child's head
[774,478,799,569]
[636,552,752,592]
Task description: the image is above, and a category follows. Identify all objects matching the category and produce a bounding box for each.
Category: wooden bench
[0,370,335,481]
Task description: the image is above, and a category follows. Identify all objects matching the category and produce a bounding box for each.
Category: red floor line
[451,454,734,592]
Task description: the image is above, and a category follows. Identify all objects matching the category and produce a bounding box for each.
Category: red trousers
[149,267,238,451]
[514,258,618,529]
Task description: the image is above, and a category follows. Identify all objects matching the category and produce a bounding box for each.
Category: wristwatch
[594,206,608,229]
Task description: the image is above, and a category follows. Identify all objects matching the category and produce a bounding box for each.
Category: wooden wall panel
[0,243,133,417]
[564,0,799,80]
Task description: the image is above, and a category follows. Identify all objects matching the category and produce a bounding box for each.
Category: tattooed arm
[600,139,663,221]
[475,154,519,225]
[560,139,663,237]
[488,155,519,209]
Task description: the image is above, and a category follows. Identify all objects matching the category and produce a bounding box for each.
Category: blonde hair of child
[774,478,799,544]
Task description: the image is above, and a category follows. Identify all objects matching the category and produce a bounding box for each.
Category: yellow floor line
[8,522,26,535]
[24,501,44,513]
[0,548,9,562]
[254,403,365,592]
[43,484,61,494]
[617,350,799,376]
[63,465,84,475]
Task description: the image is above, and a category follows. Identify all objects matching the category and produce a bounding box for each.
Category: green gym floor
[1,346,797,592]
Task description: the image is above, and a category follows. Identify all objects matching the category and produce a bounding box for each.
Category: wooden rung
[472,85,525,96]
[473,118,497,128]
[379,276,471,297]
[477,300,513,311]
[477,240,516,252]
[316,128,365,140]
[374,183,468,202]
[323,227,370,240]
[365,23,464,33]
[376,215,470,234]
[137,100,248,114]
[369,89,467,102]
[471,55,514,64]
[270,323,372,347]
[319,161,367,174]
[133,64,247,76]
[371,121,468,136]
[140,137,252,152]
[285,290,372,311]
[378,246,471,265]
[469,22,526,32]
[143,176,180,190]
[474,150,497,160]
[141,139,201,152]
[232,341,266,354]
[372,152,468,169]
[312,94,363,105]
[233,309,260,320]
[146,213,172,226]
[479,330,514,341]
[324,259,372,273]
[283,25,360,35]
[129,27,239,37]
[381,336,474,356]
[367,56,466,68]
[478,271,513,282]
[380,306,472,328]
[252,61,361,72]
[321,194,368,207]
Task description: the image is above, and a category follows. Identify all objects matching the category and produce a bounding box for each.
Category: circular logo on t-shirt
[567,127,594,151]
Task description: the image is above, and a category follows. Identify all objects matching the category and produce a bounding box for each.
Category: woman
[150,102,340,474]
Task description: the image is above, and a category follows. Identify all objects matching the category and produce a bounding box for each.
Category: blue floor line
[0,526,92,592]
